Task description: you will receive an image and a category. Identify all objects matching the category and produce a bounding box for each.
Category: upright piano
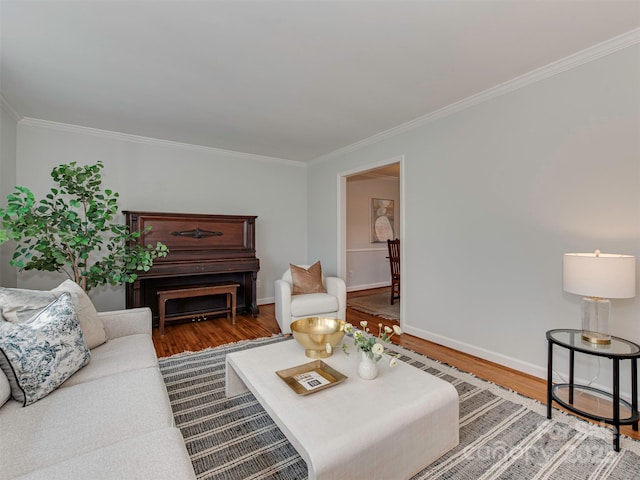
[124,211,259,327]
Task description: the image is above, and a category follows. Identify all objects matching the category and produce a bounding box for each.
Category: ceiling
[348,162,400,181]
[1,1,639,163]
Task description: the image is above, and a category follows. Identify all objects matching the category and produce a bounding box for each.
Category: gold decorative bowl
[290,317,346,358]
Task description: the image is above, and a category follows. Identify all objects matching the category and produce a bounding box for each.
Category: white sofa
[0,307,196,480]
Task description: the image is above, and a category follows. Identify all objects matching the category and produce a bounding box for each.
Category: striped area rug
[159,336,640,479]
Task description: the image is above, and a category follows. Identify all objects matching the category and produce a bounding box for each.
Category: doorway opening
[337,156,403,323]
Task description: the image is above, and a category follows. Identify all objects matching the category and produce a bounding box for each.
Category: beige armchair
[274,265,347,335]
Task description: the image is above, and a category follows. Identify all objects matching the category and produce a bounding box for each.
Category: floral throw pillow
[0,279,107,349]
[0,292,91,406]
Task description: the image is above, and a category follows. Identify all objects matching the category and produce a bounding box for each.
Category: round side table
[546,329,639,451]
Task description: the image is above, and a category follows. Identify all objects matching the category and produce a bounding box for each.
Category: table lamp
[563,250,636,344]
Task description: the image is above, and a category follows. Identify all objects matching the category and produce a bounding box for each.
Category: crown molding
[310,28,640,165]
[18,117,305,168]
[0,94,22,123]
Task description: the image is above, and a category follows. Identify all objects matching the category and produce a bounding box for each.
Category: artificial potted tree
[0,161,167,292]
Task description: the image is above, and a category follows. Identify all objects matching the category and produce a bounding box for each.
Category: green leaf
[1,161,167,291]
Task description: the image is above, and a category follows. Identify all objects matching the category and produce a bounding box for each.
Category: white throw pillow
[0,279,107,348]
[0,293,91,406]
[52,280,108,348]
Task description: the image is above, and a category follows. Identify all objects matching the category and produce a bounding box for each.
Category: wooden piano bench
[157,282,240,335]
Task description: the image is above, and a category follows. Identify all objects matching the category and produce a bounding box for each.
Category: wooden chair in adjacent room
[387,238,400,305]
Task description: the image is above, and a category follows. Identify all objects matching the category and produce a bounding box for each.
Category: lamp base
[581,297,611,345]
[581,331,611,345]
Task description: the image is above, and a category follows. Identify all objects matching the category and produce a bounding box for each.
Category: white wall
[0,100,18,288]
[346,176,399,290]
[13,122,308,310]
[308,45,640,395]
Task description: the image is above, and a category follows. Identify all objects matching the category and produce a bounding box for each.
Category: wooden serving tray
[276,360,347,396]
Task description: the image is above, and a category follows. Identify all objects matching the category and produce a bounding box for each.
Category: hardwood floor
[152,287,640,442]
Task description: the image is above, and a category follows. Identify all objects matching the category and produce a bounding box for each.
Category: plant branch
[0,161,168,292]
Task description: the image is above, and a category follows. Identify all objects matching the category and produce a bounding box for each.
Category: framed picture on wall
[370,198,394,243]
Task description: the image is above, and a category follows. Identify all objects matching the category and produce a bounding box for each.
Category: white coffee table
[226,338,459,480]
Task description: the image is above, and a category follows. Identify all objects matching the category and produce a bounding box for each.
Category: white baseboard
[347,281,390,292]
[257,297,274,306]
[403,324,547,380]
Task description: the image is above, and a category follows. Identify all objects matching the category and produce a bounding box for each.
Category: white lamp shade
[563,252,636,299]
